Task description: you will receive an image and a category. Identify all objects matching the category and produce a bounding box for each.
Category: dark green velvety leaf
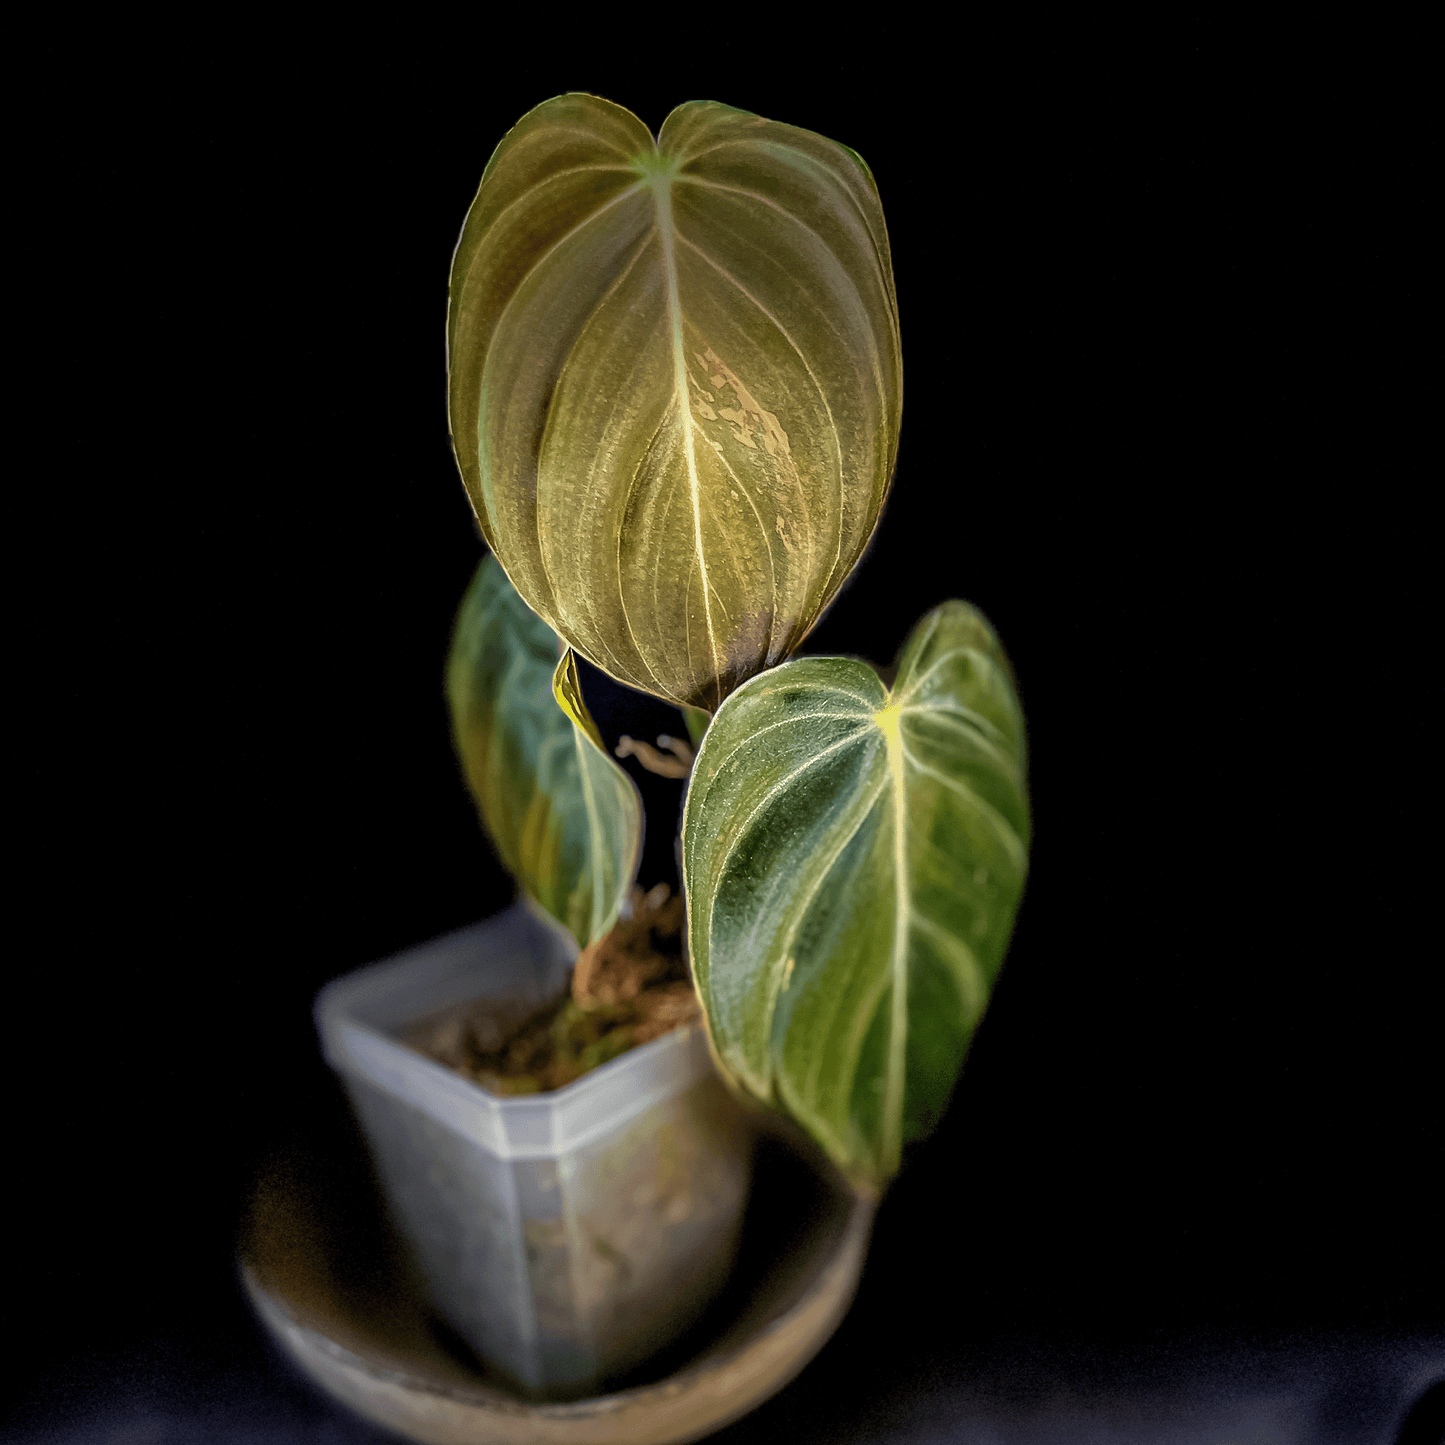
[447,557,641,947]
[682,601,1029,1189]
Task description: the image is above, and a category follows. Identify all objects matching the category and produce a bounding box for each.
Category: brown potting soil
[404,884,701,1095]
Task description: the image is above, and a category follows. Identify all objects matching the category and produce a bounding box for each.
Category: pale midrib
[880,717,910,1177]
[651,173,721,695]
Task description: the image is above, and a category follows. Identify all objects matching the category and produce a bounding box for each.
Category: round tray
[239,1109,873,1445]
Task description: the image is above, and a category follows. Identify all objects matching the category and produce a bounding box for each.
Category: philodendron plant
[445,94,1030,1194]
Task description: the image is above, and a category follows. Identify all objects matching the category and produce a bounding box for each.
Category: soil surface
[404,884,701,1094]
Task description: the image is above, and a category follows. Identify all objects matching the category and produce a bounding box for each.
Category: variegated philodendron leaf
[448,93,902,713]
[682,602,1030,1190]
[447,556,642,948]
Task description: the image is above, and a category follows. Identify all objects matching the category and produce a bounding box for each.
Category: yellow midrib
[873,702,909,1175]
[649,169,721,698]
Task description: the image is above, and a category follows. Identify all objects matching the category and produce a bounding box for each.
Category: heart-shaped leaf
[448,94,902,712]
[682,602,1030,1189]
[447,556,642,948]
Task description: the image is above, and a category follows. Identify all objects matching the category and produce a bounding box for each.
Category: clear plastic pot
[314,902,755,1400]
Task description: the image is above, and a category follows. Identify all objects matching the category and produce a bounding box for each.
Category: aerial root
[615,733,694,779]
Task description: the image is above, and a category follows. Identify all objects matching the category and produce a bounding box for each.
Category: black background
[10,21,1436,1442]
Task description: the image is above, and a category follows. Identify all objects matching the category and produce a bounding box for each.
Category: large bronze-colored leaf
[448,93,902,713]
[447,556,642,948]
[682,602,1030,1190]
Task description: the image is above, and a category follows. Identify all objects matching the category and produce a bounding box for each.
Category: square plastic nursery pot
[315,902,756,1400]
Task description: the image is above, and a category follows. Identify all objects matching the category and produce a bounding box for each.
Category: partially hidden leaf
[448,93,902,712]
[681,705,710,750]
[682,602,1030,1190]
[447,556,642,948]
[549,645,649,939]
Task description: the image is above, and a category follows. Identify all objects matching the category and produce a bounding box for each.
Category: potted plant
[315,91,1030,1410]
